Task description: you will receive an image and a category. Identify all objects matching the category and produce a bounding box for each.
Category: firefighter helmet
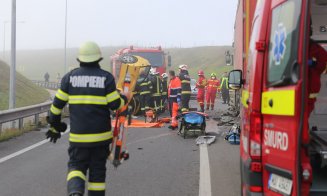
[210,73,217,77]
[161,73,168,79]
[150,67,159,75]
[77,41,102,63]
[178,64,188,70]
[198,70,204,76]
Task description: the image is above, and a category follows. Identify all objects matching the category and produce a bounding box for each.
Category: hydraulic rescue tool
[109,54,151,168]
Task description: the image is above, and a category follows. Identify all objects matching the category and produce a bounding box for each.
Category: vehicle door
[261,0,307,195]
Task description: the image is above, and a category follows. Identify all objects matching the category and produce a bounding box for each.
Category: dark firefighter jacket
[150,74,162,97]
[162,78,168,96]
[179,70,191,94]
[135,74,152,95]
[49,63,126,147]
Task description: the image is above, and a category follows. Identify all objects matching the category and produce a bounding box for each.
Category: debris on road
[196,136,216,145]
[224,124,240,145]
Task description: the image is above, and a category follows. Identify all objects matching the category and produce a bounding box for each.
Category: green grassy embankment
[0,60,50,110]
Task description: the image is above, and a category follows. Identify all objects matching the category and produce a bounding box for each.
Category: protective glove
[46,116,67,143]
[46,127,61,143]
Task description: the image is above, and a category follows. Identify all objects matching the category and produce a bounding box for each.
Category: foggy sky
[0,0,238,50]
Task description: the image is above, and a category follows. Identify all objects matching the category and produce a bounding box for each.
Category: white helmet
[178,64,188,70]
[161,73,168,79]
[77,41,102,63]
[150,67,159,75]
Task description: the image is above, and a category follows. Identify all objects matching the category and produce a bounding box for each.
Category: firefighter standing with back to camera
[135,70,152,115]
[149,68,163,113]
[206,72,220,110]
[196,70,207,112]
[168,70,182,130]
[178,64,191,112]
[46,41,127,196]
[161,73,168,112]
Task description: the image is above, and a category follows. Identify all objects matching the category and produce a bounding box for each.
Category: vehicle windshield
[130,52,164,67]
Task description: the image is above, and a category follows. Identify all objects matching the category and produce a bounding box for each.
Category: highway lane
[0,99,240,196]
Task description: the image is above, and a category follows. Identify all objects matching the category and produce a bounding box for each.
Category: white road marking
[199,144,212,196]
[0,130,69,164]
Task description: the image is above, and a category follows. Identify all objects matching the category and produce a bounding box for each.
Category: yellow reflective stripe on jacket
[106,91,120,103]
[181,80,190,84]
[261,89,295,116]
[56,89,69,101]
[67,170,86,181]
[140,91,150,95]
[181,91,192,94]
[309,93,318,99]
[69,95,107,105]
[88,182,106,191]
[241,90,249,108]
[50,104,62,115]
[118,98,125,110]
[162,92,167,95]
[140,83,149,86]
[153,93,161,96]
[69,131,113,143]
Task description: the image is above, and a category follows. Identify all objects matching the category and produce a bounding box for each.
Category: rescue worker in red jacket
[308,40,327,115]
[196,70,207,112]
[46,41,127,196]
[168,70,181,130]
[206,73,220,110]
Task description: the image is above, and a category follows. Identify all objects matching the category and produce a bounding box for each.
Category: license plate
[268,173,293,195]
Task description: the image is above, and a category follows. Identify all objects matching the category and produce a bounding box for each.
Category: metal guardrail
[31,80,60,90]
[0,102,51,130]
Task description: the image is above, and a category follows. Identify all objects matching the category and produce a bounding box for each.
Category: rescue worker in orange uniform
[308,40,327,115]
[168,70,181,130]
[196,70,207,112]
[206,73,220,110]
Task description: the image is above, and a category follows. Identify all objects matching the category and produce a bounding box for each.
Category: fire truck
[228,0,327,195]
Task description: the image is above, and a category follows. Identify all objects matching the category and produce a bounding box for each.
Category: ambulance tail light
[249,111,262,160]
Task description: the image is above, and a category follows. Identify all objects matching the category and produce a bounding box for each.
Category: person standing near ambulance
[161,73,168,112]
[220,72,230,104]
[178,64,191,112]
[196,70,207,112]
[168,70,181,130]
[46,41,127,196]
[206,73,220,110]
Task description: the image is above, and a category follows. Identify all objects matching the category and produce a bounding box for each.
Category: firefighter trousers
[161,95,167,112]
[67,145,110,196]
[206,91,217,109]
[168,100,179,127]
[139,93,151,114]
[221,89,230,104]
[152,95,161,113]
[181,94,191,112]
[197,90,205,111]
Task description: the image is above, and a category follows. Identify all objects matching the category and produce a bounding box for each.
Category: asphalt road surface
[0,100,240,196]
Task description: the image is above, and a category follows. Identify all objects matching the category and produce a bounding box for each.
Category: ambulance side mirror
[228,70,242,90]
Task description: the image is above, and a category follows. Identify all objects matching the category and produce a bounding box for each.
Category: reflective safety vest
[179,70,191,94]
[168,76,182,102]
[49,64,126,147]
[207,79,220,92]
[220,77,229,90]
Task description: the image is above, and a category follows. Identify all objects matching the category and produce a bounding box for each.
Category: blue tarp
[184,113,204,124]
